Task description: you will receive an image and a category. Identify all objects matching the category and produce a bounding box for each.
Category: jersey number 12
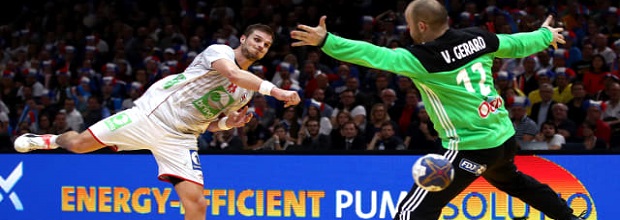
[456,62,491,96]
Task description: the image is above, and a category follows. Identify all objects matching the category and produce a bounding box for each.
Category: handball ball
[412,154,454,192]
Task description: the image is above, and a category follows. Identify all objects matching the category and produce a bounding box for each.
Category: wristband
[218,116,231,130]
[259,80,275,95]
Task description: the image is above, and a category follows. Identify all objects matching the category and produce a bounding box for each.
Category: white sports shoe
[13,133,58,153]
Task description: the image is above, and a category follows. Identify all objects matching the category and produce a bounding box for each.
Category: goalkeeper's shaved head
[409,0,448,30]
[405,0,450,43]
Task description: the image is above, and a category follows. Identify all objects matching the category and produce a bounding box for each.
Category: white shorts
[88,108,204,186]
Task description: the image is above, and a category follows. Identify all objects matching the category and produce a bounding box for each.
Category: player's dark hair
[243,24,274,40]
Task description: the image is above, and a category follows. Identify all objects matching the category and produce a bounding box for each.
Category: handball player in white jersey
[13,24,300,220]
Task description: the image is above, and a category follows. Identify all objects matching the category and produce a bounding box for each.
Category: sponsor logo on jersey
[192,86,234,119]
[163,74,186,89]
[459,158,486,176]
[104,112,133,131]
[478,96,503,118]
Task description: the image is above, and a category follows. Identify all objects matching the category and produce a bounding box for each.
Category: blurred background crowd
[0,0,619,153]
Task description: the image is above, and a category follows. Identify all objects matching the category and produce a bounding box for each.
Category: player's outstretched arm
[212,59,300,107]
[291,16,422,77]
[495,15,565,58]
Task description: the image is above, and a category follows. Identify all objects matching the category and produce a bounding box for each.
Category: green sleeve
[494,28,553,58]
[321,33,424,77]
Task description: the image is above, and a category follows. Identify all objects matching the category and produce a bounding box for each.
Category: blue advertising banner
[0,154,617,220]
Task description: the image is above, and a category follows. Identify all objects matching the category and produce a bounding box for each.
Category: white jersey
[135,44,254,135]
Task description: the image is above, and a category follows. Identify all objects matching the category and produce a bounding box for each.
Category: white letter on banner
[336,190,353,218]
[379,191,401,219]
[356,190,377,219]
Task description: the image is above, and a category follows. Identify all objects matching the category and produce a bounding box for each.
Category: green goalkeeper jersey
[321,27,553,151]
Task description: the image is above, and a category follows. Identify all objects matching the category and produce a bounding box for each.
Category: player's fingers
[319,15,327,29]
[296,24,315,33]
[542,15,553,27]
[239,106,248,115]
[245,114,253,123]
[557,37,566,45]
[290,30,304,39]
[551,41,558,50]
[291,41,310,47]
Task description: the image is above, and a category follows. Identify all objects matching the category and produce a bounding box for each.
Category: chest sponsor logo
[192,86,234,118]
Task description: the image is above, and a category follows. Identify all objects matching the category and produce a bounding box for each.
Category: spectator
[582,54,611,96]
[294,118,331,150]
[593,34,617,66]
[551,103,578,142]
[533,121,565,150]
[367,121,405,150]
[551,69,573,103]
[567,81,589,126]
[208,129,244,151]
[579,121,609,150]
[515,56,539,96]
[301,103,332,136]
[49,111,72,135]
[310,88,334,118]
[331,121,365,150]
[404,102,440,151]
[529,83,556,129]
[510,96,538,147]
[364,103,398,142]
[82,96,111,130]
[34,114,53,135]
[602,82,620,147]
[578,100,611,146]
[63,99,84,132]
[250,94,277,130]
[332,89,366,132]
[394,89,420,135]
[241,113,271,150]
[262,124,295,151]
[278,106,301,140]
[330,110,353,148]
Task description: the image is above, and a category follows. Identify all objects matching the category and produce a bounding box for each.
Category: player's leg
[151,132,207,220]
[394,150,481,220]
[170,177,208,220]
[482,137,577,219]
[13,130,106,153]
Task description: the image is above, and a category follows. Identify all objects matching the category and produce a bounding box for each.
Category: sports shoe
[13,133,58,153]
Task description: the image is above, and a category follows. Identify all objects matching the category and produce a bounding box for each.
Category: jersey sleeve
[321,33,425,77]
[203,44,235,67]
[494,28,553,58]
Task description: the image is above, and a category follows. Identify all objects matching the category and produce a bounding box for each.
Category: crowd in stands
[0,0,619,153]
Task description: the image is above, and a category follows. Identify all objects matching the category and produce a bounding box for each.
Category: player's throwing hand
[226,106,253,128]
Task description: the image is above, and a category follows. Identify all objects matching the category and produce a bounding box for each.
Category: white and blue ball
[412,154,455,192]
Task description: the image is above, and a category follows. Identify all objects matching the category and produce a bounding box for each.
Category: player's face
[240,30,273,61]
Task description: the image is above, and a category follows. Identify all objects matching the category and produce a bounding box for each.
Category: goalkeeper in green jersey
[291,0,587,219]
